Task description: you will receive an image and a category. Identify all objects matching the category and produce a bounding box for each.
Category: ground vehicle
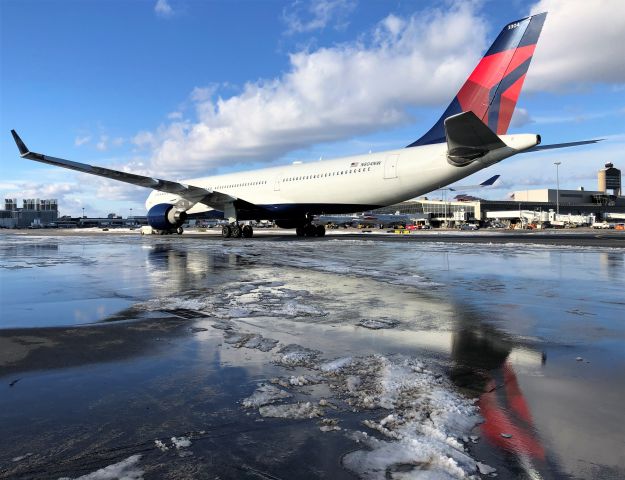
[615,224,625,231]
[592,222,614,229]
[459,224,479,231]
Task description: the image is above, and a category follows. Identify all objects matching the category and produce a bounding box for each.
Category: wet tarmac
[1,232,624,479]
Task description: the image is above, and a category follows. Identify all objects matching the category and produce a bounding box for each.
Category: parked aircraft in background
[318,175,501,228]
[11,12,598,238]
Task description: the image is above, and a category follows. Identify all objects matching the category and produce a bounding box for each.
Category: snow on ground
[357,318,399,330]
[58,454,143,480]
[244,353,488,479]
[320,357,353,372]
[170,436,191,449]
[133,279,326,322]
[242,384,292,408]
[259,402,324,419]
[274,344,321,367]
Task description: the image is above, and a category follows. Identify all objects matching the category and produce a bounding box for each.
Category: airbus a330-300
[11,12,598,238]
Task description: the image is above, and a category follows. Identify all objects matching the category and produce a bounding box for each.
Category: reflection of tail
[408,12,547,147]
[479,361,546,460]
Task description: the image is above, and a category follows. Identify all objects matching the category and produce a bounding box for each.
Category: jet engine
[147,203,187,231]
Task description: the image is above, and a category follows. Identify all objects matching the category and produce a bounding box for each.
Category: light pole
[554,162,561,216]
[82,207,85,218]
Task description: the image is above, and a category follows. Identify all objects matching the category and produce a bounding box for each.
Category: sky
[1,0,624,218]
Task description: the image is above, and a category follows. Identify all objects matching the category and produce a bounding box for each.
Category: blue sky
[1,0,624,217]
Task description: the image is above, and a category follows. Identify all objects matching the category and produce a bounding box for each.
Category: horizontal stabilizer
[523,139,603,153]
[444,111,506,166]
[448,174,501,191]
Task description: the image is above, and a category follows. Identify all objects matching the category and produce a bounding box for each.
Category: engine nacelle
[147,203,187,231]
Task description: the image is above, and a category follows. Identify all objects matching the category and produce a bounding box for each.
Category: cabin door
[274,174,282,191]
[384,154,399,179]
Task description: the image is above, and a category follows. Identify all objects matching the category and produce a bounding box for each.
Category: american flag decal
[350,162,359,167]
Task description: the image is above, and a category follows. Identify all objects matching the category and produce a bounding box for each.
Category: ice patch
[171,436,191,449]
[343,432,476,479]
[335,356,481,479]
[242,334,279,352]
[358,318,399,330]
[320,357,353,373]
[275,344,321,367]
[58,454,143,480]
[223,331,278,352]
[242,383,292,408]
[319,418,341,432]
[259,402,323,419]
[154,439,168,452]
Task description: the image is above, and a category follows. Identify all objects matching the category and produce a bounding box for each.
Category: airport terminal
[369,162,625,227]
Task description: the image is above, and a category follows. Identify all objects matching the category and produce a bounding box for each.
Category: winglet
[11,130,30,156]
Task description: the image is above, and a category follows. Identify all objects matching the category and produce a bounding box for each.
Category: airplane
[11,12,599,239]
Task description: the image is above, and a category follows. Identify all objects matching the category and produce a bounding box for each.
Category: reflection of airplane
[11,12,598,238]
[449,310,558,478]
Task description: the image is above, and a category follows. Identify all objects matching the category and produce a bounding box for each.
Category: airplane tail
[407,12,547,148]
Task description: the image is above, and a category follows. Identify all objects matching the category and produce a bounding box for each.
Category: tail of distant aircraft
[408,12,547,147]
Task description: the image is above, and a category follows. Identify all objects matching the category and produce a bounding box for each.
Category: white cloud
[133,131,156,149]
[527,0,625,90]
[143,3,487,175]
[510,108,534,128]
[74,135,92,147]
[96,135,109,151]
[154,0,173,18]
[283,0,357,35]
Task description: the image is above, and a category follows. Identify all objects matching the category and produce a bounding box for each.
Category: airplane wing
[522,139,603,152]
[11,130,238,209]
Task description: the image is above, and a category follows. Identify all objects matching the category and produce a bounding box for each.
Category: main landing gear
[295,223,326,237]
[222,224,253,238]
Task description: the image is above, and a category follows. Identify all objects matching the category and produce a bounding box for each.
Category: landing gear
[296,223,325,237]
[176,227,184,235]
[242,225,254,238]
[232,224,242,238]
[222,223,254,239]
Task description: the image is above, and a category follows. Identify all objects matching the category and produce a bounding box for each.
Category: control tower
[598,163,622,196]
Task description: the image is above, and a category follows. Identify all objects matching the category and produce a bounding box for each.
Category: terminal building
[372,162,624,227]
[0,198,59,228]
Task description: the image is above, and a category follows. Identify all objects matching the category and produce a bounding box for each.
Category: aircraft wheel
[242,225,253,238]
[316,225,326,237]
[232,225,242,238]
[295,226,306,237]
[176,227,183,235]
[304,224,317,237]
[222,225,232,238]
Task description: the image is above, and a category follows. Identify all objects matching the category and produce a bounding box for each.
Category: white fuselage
[145,134,537,219]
